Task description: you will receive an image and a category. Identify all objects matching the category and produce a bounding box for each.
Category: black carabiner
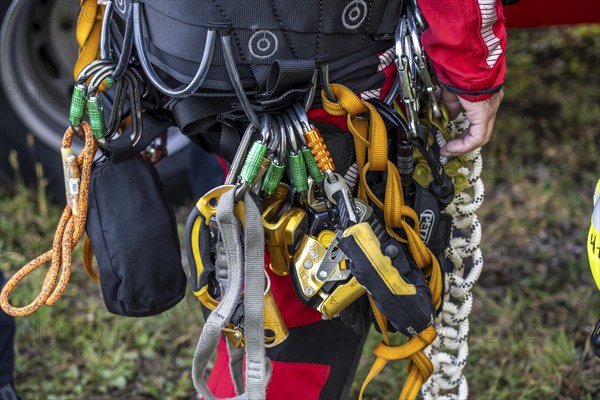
[411,123,454,209]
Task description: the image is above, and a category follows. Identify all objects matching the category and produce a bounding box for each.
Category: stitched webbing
[191,189,270,400]
[321,84,387,200]
[74,0,105,82]
[321,84,443,400]
[322,85,408,244]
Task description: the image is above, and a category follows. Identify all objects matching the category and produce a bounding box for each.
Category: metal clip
[395,18,418,138]
[262,200,308,276]
[407,16,441,119]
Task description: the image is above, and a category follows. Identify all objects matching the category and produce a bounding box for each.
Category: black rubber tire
[0,0,192,203]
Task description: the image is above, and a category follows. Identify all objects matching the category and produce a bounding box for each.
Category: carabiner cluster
[69,55,152,152]
[225,101,335,209]
[394,0,441,137]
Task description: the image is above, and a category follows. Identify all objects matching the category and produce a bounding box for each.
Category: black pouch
[86,158,186,317]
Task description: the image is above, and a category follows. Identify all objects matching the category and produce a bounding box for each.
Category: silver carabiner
[271,118,287,165]
[292,102,312,133]
[407,16,441,118]
[280,111,299,155]
[408,0,428,31]
[225,124,258,185]
[132,2,216,98]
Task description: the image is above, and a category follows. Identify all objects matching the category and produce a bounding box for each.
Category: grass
[1,25,599,399]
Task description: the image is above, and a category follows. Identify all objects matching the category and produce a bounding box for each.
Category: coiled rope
[422,114,485,400]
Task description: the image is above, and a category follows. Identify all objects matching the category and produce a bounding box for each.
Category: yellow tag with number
[588,179,600,290]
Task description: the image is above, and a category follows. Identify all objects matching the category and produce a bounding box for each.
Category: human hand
[440,89,504,156]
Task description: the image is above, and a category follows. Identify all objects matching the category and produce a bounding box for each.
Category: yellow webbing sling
[322,85,443,400]
[74,0,106,88]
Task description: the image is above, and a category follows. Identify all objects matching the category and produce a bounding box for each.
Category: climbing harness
[1,0,496,398]
[177,0,487,398]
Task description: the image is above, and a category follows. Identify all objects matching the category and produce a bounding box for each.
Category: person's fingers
[440,119,492,156]
[441,89,461,120]
[440,90,503,156]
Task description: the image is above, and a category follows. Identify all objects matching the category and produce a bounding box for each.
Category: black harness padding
[110,0,401,134]
[86,158,187,317]
[124,0,401,69]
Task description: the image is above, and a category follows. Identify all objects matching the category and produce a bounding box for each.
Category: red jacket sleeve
[416,0,507,102]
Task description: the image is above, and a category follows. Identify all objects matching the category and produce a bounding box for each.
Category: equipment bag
[86,157,186,317]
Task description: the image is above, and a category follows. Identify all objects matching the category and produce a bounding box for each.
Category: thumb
[440,122,488,156]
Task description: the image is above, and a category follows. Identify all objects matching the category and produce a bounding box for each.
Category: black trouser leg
[0,269,16,385]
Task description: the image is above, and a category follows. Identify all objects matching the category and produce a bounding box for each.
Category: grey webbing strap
[192,188,245,400]
[227,342,246,395]
[242,191,271,399]
[191,189,270,400]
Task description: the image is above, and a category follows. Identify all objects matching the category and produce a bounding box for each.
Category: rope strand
[0,122,98,316]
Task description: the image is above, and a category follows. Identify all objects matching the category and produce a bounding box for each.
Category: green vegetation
[1,26,599,399]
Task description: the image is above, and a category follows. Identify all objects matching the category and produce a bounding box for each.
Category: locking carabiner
[395,17,418,138]
[407,16,441,119]
[281,111,309,194]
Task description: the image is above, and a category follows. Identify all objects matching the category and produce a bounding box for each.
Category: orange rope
[0,122,98,316]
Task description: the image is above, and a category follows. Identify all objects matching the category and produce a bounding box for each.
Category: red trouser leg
[206,259,368,399]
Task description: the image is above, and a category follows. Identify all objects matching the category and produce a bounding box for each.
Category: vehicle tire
[0,0,192,202]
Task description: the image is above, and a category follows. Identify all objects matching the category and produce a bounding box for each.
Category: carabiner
[132,2,216,98]
[225,124,258,185]
[319,64,337,103]
[408,0,428,31]
[221,33,261,129]
[87,65,115,94]
[292,102,312,133]
[280,112,298,155]
[121,68,144,147]
[273,116,287,162]
[407,16,441,118]
[395,17,418,138]
[266,117,280,157]
[303,69,318,111]
[259,113,273,146]
[77,59,114,85]
[286,107,309,151]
